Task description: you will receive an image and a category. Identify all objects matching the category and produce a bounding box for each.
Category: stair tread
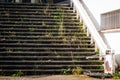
[0,39,91,42]
[0,24,81,28]
[0,51,95,53]
[0,56,91,58]
[0,69,103,72]
[0,60,102,63]
[0,47,95,50]
[0,3,70,6]
[0,18,77,21]
[0,28,84,31]
[0,11,75,14]
[0,21,79,24]
[0,6,71,9]
[0,8,73,12]
[0,15,76,18]
[0,35,90,38]
[0,43,93,46]
[1,64,102,68]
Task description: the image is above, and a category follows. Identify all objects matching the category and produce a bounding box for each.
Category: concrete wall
[83,0,120,54]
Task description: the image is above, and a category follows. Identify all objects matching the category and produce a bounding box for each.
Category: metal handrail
[70,0,108,55]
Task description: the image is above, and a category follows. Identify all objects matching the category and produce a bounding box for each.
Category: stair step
[0,3,70,7]
[0,22,79,26]
[0,13,76,18]
[0,51,95,55]
[0,36,91,40]
[0,60,102,63]
[0,8,73,13]
[0,24,81,28]
[0,32,86,36]
[0,21,79,23]
[0,53,95,57]
[0,53,96,58]
[0,18,78,22]
[0,47,95,51]
[0,68,103,75]
[0,5,71,9]
[0,64,102,68]
[0,56,94,60]
[0,28,83,31]
[0,39,91,43]
[0,15,76,19]
[0,43,94,48]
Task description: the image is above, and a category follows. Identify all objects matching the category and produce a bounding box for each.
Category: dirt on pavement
[0,75,119,80]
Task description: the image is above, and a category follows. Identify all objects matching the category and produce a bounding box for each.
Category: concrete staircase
[0,3,103,75]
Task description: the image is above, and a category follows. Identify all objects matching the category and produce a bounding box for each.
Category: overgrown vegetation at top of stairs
[0,3,103,76]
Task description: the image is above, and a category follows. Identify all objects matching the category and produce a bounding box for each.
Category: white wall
[83,0,120,54]
[83,0,120,25]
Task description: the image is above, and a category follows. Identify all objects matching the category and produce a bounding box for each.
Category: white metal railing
[101,9,120,31]
[70,0,108,55]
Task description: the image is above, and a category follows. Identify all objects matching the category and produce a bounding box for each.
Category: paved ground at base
[0,75,119,80]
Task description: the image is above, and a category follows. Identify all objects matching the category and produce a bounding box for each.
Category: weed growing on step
[28,27,35,32]
[34,65,39,69]
[43,4,50,14]
[44,7,48,14]
[72,57,79,61]
[95,48,100,54]
[99,65,104,69]
[6,48,13,53]
[80,22,83,26]
[80,28,85,33]
[8,31,16,36]
[85,43,89,48]
[61,68,71,75]
[56,8,64,13]
[45,32,53,38]
[113,72,120,79]
[54,51,58,56]
[63,37,67,43]
[42,21,46,26]
[33,65,39,75]
[12,70,24,77]
[0,72,5,76]
[72,66,83,75]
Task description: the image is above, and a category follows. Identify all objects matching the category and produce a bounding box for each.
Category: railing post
[76,10,79,19]
[112,50,115,74]
[86,28,90,37]
[79,15,83,23]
